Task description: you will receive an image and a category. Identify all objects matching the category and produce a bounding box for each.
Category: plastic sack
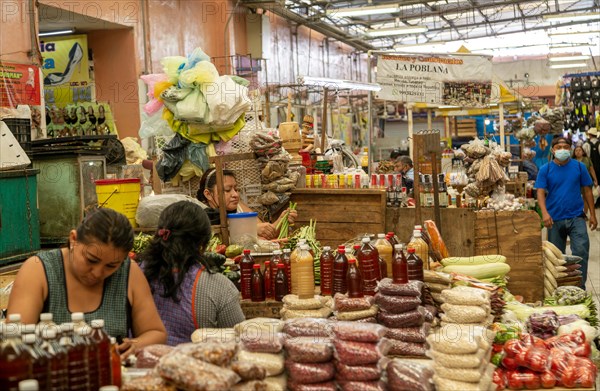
[231,380,268,391]
[377,279,423,297]
[441,286,491,306]
[231,361,267,381]
[135,194,206,228]
[377,307,425,328]
[286,361,335,384]
[280,307,332,320]
[0,121,31,171]
[235,318,284,337]
[287,381,337,391]
[374,293,421,313]
[179,61,219,88]
[426,347,488,368]
[557,319,598,343]
[157,352,240,390]
[427,328,490,354]
[385,323,431,344]
[441,303,490,324]
[140,73,169,115]
[240,333,285,354]
[139,110,173,139]
[333,338,391,366]
[387,340,427,357]
[134,344,174,368]
[337,381,386,391]
[160,56,186,84]
[191,328,236,343]
[175,88,209,123]
[282,295,332,310]
[387,358,434,391]
[331,321,387,343]
[156,133,189,182]
[284,337,333,363]
[236,351,285,377]
[263,374,287,391]
[175,341,237,367]
[283,318,331,338]
[334,293,374,312]
[335,306,379,321]
[121,374,177,391]
[334,361,383,382]
[434,362,491,383]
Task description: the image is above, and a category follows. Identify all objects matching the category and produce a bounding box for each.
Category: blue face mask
[554,149,570,162]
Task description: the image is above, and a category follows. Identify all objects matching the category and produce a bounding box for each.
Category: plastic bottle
[289,242,303,296]
[240,249,255,300]
[40,328,68,390]
[0,323,30,391]
[90,320,112,387]
[346,258,364,298]
[348,245,359,263]
[281,248,292,294]
[21,324,36,337]
[109,338,121,387]
[407,229,429,269]
[392,244,409,284]
[387,232,399,247]
[59,322,88,390]
[79,327,99,390]
[36,313,57,340]
[375,233,393,278]
[406,248,424,282]
[356,237,380,296]
[319,246,334,296]
[251,264,265,302]
[18,379,38,391]
[332,247,349,296]
[270,250,282,294]
[71,312,89,335]
[274,263,288,302]
[263,261,273,300]
[295,245,315,300]
[22,333,49,390]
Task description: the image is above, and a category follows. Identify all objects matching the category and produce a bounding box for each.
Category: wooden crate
[450,118,477,137]
[474,210,543,303]
[290,189,386,248]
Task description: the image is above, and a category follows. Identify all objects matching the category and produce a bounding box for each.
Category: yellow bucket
[95,178,141,227]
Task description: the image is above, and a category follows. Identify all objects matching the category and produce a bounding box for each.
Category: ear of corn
[441,255,506,267]
[441,262,511,279]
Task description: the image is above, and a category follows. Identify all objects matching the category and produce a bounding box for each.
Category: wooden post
[427,109,433,131]
[265,89,271,128]
[499,103,506,151]
[408,105,414,161]
[321,87,329,153]
[431,151,442,236]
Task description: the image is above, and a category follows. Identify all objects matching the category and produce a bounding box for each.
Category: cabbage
[557,319,598,343]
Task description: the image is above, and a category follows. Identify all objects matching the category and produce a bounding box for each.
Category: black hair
[396,155,413,167]
[551,136,572,148]
[140,201,213,302]
[196,168,237,203]
[390,149,402,160]
[76,208,134,251]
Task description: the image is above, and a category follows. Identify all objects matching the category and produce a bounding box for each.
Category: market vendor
[394,155,415,193]
[140,201,245,346]
[197,168,298,239]
[7,208,167,358]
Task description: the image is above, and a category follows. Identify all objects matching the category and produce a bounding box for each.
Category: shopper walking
[582,127,600,208]
[535,137,597,289]
[140,201,245,346]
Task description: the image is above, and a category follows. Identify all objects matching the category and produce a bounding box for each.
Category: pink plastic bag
[333,338,391,366]
[332,322,388,343]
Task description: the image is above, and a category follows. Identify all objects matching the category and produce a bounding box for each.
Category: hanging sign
[376,53,493,107]
[0,62,41,107]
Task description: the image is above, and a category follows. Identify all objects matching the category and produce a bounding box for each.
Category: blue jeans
[548,217,590,289]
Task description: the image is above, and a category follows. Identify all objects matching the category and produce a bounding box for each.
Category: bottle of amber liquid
[281,248,292,294]
[263,261,273,300]
[270,250,282,294]
[406,248,424,282]
[240,249,255,300]
[274,263,288,302]
[392,244,409,284]
[407,230,429,269]
[319,246,334,296]
[332,246,349,295]
[374,233,393,278]
[346,258,364,298]
[251,264,265,302]
[356,237,380,296]
[295,245,315,300]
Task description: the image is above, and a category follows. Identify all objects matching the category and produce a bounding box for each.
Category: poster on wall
[376,53,493,107]
[41,34,91,107]
[46,101,116,138]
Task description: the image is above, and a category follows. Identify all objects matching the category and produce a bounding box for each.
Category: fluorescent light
[438,105,461,109]
[367,26,428,37]
[548,30,600,37]
[549,44,592,53]
[549,62,588,69]
[326,4,399,17]
[38,29,74,37]
[298,76,381,91]
[549,55,591,62]
[543,12,600,23]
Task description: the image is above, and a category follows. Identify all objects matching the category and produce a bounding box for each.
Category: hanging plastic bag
[179,61,220,88]
[139,110,174,139]
[156,134,189,182]
[175,89,209,123]
[161,56,186,84]
[140,73,169,115]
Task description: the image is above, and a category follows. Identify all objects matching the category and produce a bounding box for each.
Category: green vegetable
[547,286,587,306]
[491,352,504,367]
[441,255,506,266]
[442,263,511,279]
[544,290,598,326]
[276,202,297,239]
[286,219,321,284]
[207,235,221,253]
[505,301,592,324]
[225,244,244,258]
[133,233,153,254]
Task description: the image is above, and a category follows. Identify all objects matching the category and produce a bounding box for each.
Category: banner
[376,54,493,107]
[0,62,41,107]
[41,34,91,107]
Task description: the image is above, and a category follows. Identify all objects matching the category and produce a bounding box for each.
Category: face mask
[554,149,570,162]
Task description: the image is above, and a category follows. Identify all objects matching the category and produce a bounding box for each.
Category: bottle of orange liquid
[319,246,334,296]
[294,244,315,299]
[109,338,121,387]
[356,237,380,296]
[22,333,49,390]
[407,229,429,269]
[346,259,364,298]
[90,320,111,387]
[374,233,393,278]
[332,246,348,295]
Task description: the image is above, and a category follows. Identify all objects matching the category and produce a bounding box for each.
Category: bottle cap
[253,264,261,269]
[22,333,36,344]
[323,246,331,251]
[243,249,251,255]
[18,379,39,391]
[408,248,416,253]
[40,313,53,322]
[264,260,271,265]
[283,248,291,253]
[394,244,403,250]
[22,324,36,334]
[91,319,105,328]
[387,232,395,236]
[61,322,74,332]
[413,230,421,237]
[377,233,386,238]
[362,237,370,243]
[273,250,282,255]
[42,328,57,340]
[348,258,356,264]
[71,312,85,322]
[8,313,21,323]
[277,263,286,269]
[353,244,360,250]
[338,248,346,254]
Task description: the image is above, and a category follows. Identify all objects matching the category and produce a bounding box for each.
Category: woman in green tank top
[7,208,167,359]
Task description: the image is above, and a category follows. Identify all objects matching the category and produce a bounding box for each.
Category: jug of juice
[392,244,409,284]
[375,233,393,278]
[22,333,50,390]
[406,248,424,282]
[40,328,68,390]
[408,230,428,269]
[282,248,292,293]
[59,322,89,391]
[0,323,30,391]
[251,264,265,302]
[79,327,99,390]
[90,320,112,387]
[332,247,348,295]
[319,246,334,296]
[263,261,273,300]
[270,250,282,293]
[295,245,315,299]
[240,249,255,300]
[356,237,380,296]
[274,263,288,302]
[346,258,364,298]
[71,312,88,335]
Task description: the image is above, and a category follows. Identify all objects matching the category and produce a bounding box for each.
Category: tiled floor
[586,225,600,306]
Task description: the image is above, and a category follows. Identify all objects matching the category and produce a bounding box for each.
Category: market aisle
[586,226,600,306]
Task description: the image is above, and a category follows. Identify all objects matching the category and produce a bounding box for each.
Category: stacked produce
[427,324,496,391]
[374,279,429,357]
[440,286,494,327]
[282,318,334,391]
[450,274,507,322]
[541,107,565,134]
[460,139,511,198]
[280,295,333,321]
[386,359,434,391]
[440,255,510,285]
[492,330,597,389]
[331,322,391,391]
[542,240,580,296]
[423,269,451,312]
[332,293,378,322]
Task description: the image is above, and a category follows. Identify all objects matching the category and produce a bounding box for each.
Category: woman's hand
[258,222,277,239]
[287,209,298,225]
[118,337,138,360]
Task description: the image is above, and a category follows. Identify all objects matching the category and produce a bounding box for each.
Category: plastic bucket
[228,212,258,246]
[95,178,141,227]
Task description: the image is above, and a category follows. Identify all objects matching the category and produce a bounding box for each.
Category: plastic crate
[2,118,31,152]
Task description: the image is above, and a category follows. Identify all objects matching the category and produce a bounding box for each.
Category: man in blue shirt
[535,137,597,289]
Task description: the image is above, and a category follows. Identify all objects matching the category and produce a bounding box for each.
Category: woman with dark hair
[197,168,297,239]
[141,201,244,345]
[7,208,167,358]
